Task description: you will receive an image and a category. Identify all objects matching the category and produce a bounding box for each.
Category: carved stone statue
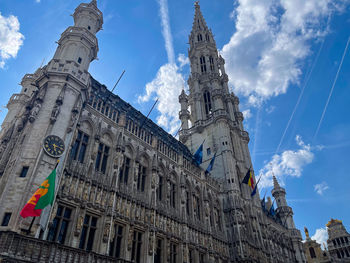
[67,110,79,133]
[103,222,110,242]
[50,104,60,123]
[127,228,133,250]
[75,214,84,236]
[29,101,42,122]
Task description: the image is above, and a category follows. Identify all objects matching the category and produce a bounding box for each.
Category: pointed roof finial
[195,1,200,7]
[273,175,280,189]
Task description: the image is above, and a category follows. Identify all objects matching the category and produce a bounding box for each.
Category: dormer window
[203,91,212,115]
[197,34,203,42]
[200,56,207,73]
[77,57,82,64]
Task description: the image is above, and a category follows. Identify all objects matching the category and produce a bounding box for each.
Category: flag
[205,152,216,174]
[193,143,204,166]
[242,168,254,190]
[20,167,57,218]
[269,202,276,217]
[251,176,261,197]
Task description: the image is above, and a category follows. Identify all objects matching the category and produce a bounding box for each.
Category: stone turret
[0,0,103,235]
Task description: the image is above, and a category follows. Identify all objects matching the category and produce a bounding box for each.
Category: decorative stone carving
[127,228,133,250]
[75,214,84,236]
[103,222,110,242]
[50,103,61,124]
[29,101,42,123]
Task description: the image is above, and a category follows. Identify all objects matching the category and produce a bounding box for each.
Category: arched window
[203,91,212,115]
[209,56,214,71]
[200,56,207,73]
[309,247,316,258]
[197,34,203,42]
[206,34,210,42]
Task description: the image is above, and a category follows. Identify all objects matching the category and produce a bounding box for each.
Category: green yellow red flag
[20,166,57,218]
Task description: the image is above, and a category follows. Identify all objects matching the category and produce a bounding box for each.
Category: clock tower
[0,0,103,234]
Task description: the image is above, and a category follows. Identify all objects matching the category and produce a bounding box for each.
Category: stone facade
[327,219,350,262]
[303,227,331,263]
[0,1,306,262]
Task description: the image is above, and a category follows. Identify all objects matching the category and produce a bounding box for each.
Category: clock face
[43,135,65,157]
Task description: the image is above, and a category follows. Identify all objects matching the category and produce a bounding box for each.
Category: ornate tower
[0,0,103,234]
[179,2,253,196]
[272,176,306,262]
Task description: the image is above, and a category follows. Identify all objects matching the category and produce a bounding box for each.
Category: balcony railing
[0,231,131,263]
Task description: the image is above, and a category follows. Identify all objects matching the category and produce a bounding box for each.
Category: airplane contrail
[313,37,350,141]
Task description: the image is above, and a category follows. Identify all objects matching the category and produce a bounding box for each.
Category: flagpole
[25,217,36,235]
[40,159,60,238]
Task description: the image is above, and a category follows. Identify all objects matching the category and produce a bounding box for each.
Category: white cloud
[0,13,24,68]
[177,53,189,68]
[242,109,252,119]
[312,227,328,249]
[221,0,347,105]
[35,0,41,3]
[265,105,275,114]
[259,135,314,188]
[138,63,185,134]
[314,181,329,195]
[138,0,186,134]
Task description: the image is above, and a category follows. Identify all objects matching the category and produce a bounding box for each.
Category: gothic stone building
[0,1,306,262]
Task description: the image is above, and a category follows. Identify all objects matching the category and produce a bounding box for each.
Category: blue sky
[1,0,350,247]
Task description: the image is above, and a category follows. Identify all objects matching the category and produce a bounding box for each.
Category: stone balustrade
[0,231,131,263]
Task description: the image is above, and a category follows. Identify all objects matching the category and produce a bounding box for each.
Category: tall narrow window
[157,175,163,201]
[203,91,212,115]
[309,247,316,258]
[131,231,143,263]
[197,34,203,42]
[19,166,29,178]
[109,224,124,258]
[215,207,222,231]
[1,213,11,226]
[200,56,207,73]
[47,206,72,244]
[169,181,176,208]
[199,252,205,263]
[209,56,214,71]
[119,157,130,184]
[186,191,190,216]
[71,131,89,163]
[189,249,194,263]
[79,214,97,251]
[137,165,147,192]
[206,34,210,42]
[95,143,109,174]
[194,194,201,221]
[154,238,163,263]
[170,243,177,263]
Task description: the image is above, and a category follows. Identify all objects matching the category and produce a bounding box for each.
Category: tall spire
[189,1,216,51]
[191,2,209,33]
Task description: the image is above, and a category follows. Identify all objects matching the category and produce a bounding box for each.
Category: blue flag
[205,152,216,174]
[251,176,261,197]
[269,203,276,216]
[193,143,203,166]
